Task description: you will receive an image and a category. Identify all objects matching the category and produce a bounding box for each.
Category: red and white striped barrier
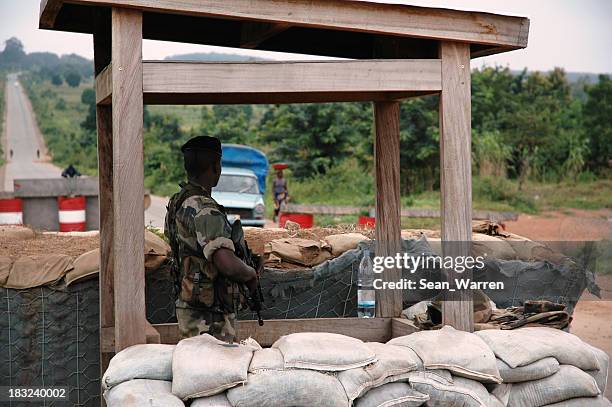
[58,196,86,232]
[0,198,23,225]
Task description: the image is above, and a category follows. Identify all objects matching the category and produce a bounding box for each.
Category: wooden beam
[101,318,393,351]
[439,41,474,332]
[94,10,114,382]
[40,0,529,49]
[141,59,441,105]
[39,0,62,29]
[391,318,420,338]
[95,63,112,105]
[374,101,403,318]
[111,7,147,351]
[240,22,291,49]
[96,104,113,377]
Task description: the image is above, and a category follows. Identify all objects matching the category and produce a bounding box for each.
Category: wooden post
[439,41,474,332]
[373,101,403,318]
[93,9,114,381]
[110,7,147,350]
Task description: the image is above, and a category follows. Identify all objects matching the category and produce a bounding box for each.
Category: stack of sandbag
[387,325,506,407]
[264,233,368,268]
[103,327,610,407]
[102,344,181,406]
[192,332,427,407]
[477,327,610,406]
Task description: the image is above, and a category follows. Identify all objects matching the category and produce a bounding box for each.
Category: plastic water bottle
[358,249,376,318]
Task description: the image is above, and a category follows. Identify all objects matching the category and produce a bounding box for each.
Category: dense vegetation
[2,37,611,214]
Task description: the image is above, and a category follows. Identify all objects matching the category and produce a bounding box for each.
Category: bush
[473,177,537,214]
[287,159,374,207]
[64,71,81,87]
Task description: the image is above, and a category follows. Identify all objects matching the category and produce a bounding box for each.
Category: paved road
[2,73,62,191]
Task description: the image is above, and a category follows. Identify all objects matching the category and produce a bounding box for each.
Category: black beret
[181,136,222,155]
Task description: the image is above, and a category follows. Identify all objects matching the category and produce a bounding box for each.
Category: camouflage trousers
[175,301,236,342]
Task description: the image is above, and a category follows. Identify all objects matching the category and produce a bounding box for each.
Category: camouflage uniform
[165,180,240,342]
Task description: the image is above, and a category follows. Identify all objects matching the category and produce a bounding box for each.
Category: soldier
[165,136,260,342]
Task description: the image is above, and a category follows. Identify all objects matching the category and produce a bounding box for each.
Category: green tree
[51,74,63,86]
[261,103,372,179]
[64,71,81,87]
[200,105,256,145]
[80,88,97,132]
[0,37,26,69]
[583,75,612,172]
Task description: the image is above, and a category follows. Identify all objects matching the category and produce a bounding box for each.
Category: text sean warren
[373,278,504,291]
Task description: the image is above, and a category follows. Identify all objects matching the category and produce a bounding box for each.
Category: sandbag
[264,238,332,267]
[272,332,376,371]
[65,248,100,286]
[507,365,600,407]
[505,234,566,263]
[249,348,284,372]
[408,371,501,407]
[476,327,601,370]
[3,254,73,289]
[338,342,421,400]
[145,229,170,270]
[104,379,184,407]
[324,233,369,257]
[388,326,501,383]
[489,383,511,406]
[497,357,560,383]
[226,369,349,407]
[0,256,10,286]
[585,343,609,394]
[354,382,429,407]
[0,225,35,240]
[545,396,612,406]
[471,234,517,260]
[102,344,175,390]
[191,393,232,407]
[172,334,254,399]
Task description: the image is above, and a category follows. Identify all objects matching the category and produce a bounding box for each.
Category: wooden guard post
[39,1,529,396]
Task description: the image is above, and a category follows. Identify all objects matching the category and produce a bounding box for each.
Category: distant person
[36,149,40,159]
[61,164,81,178]
[272,167,289,222]
[9,149,13,159]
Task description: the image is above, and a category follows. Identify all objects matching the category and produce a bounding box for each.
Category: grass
[522,179,612,210]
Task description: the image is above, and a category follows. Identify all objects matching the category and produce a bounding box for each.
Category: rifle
[231,221,265,326]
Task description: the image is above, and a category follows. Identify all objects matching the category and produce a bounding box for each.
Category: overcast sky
[1,0,610,73]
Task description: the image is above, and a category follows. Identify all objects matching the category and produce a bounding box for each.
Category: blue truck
[212,144,269,227]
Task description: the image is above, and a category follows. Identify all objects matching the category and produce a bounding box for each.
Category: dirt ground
[0,226,99,259]
[506,209,612,398]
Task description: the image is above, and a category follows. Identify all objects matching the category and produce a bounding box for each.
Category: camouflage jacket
[165,180,236,310]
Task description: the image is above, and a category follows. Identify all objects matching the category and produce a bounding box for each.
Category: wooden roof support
[110,7,147,351]
[93,8,113,378]
[439,41,474,332]
[142,60,441,104]
[40,0,529,52]
[374,101,403,318]
[96,59,442,105]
